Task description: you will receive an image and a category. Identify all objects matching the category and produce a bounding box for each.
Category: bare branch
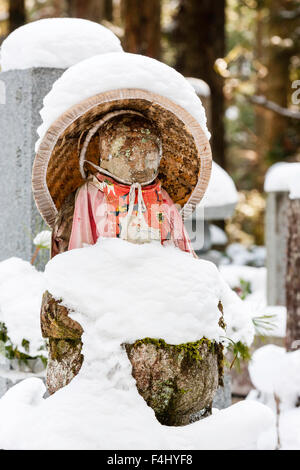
[249,95,300,120]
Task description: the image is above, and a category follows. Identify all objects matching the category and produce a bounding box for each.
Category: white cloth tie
[123,182,146,237]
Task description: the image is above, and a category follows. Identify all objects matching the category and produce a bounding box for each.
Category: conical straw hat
[33,56,212,228]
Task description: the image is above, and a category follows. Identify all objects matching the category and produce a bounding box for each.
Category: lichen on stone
[125,336,224,426]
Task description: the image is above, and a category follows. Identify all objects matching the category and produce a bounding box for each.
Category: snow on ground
[0,18,122,72]
[248,345,300,450]
[0,375,276,450]
[0,257,45,356]
[264,162,300,199]
[0,239,275,450]
[249,345,300,409]
[199,162,238,209]
[36,52,210,150]
[279,408,300,450]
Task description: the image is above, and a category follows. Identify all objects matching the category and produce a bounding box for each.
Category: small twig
[274,393,281,450]
[230,354,237,369]
[30,246,40,265]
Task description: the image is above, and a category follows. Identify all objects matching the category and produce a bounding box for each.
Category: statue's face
[99,115,161,184]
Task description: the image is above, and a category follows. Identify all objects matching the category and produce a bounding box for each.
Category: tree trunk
[254,1,269,183]
[172,0,226,168]
[285,198,300,351]
[9,0,26,33]
[264,0,298,162]
[104,0,113,22]
[66,0,111,22]
[122,0,161,59]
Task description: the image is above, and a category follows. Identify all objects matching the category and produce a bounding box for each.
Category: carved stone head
[99,114,162,184]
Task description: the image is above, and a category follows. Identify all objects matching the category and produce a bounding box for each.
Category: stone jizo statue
[33,83,219,426]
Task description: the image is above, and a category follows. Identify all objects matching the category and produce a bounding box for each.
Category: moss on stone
[131,336,222,365]
[126,336,224,425]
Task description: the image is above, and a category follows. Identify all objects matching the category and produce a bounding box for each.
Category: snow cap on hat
[0,18,122,71]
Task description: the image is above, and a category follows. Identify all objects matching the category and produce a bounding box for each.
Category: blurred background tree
[122,0,161,58]
[8,0,25,32]
[171,0,226,169]
[0,0,299,246]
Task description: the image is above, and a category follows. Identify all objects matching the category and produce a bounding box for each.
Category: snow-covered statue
[53,111,193,254]
[32,52,226,426]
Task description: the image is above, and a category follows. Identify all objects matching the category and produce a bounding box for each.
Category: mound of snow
[36,52,210,150]
[0,258,45,356]
[0,18,122,72]
[44,238,254,346]
[264,162,300,199]
[0,240,270,450]
[279,408,300,450]
[249,345,300,409]
[199,162,238,209]
[0,375,276,450]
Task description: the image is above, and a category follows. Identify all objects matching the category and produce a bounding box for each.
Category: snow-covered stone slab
[0,376,275,449]
[265,191,289,306]
[0,67,64,268]
[203,202,237,220]
[264,162,300,306]
[199,162,238,217]
[0,18,122,72]
[184,162,238,256]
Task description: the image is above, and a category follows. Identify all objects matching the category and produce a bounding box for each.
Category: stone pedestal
[41,291,226,425]
[125,338,223,426]
[266,191,289,306]
[0,67,65,269]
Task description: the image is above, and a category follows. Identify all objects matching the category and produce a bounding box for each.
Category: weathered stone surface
[40,291,83,394]
[0,67,65,269]
[47,338,83,395]
[99,114,161,184]
[41,290,83,340]
[125,338,223,426]
[266,191,289,306]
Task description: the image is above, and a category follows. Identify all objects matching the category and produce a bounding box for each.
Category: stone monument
[0,67,65,268]
[265,190,289,306]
